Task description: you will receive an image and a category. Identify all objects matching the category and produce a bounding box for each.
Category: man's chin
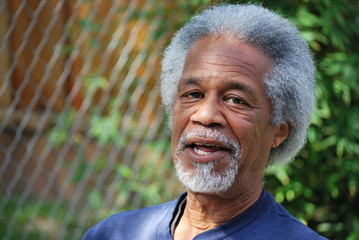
[174,152,239,194]
[184,182,233,194]
[175,169,236,194]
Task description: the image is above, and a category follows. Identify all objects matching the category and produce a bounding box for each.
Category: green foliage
[0,196,78,240]
[47,109,76,147]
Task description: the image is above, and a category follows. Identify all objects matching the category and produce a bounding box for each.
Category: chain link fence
[0,0,212,239]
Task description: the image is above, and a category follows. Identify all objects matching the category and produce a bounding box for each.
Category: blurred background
[0,0,358,239]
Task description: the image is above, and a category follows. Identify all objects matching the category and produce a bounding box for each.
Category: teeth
[195,143,219,147]
[194,147,211,155]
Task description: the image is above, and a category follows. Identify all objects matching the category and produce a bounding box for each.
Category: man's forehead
[181,36,273,84]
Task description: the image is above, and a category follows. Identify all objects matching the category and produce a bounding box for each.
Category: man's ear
[272,123,289,148]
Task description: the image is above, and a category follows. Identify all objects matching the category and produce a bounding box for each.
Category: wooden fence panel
[0,0,12,107]
[8,0,67,111]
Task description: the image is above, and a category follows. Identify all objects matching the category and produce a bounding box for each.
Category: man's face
[171,36,287,196]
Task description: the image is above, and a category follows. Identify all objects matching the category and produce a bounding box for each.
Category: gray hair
[160,4,316,165]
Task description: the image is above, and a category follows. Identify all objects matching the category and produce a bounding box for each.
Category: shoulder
[82,199,178,240]
[262,196,328,240]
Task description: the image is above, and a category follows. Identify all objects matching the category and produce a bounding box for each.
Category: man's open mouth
[188,143,229,156]
[183,137,232,162]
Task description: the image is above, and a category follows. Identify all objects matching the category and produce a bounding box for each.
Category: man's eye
[185,91,203,99]
[226,96,248,106]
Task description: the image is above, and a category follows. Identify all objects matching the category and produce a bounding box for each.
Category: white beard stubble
[175,129,241,194]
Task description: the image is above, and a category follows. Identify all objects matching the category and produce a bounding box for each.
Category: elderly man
[83,4,327,240]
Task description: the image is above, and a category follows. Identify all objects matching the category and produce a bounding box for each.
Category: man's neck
[173,187,263,240]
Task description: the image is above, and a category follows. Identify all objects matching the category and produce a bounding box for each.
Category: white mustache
[177,128,241,155]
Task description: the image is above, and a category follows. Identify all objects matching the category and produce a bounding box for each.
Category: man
[83,4,327,240]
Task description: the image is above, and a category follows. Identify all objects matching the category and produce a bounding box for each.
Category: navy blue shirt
[82,190,328,239]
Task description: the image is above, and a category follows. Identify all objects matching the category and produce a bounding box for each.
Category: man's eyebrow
[180,77,254,93]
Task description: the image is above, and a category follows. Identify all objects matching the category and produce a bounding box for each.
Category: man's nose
[190,96,226,127]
